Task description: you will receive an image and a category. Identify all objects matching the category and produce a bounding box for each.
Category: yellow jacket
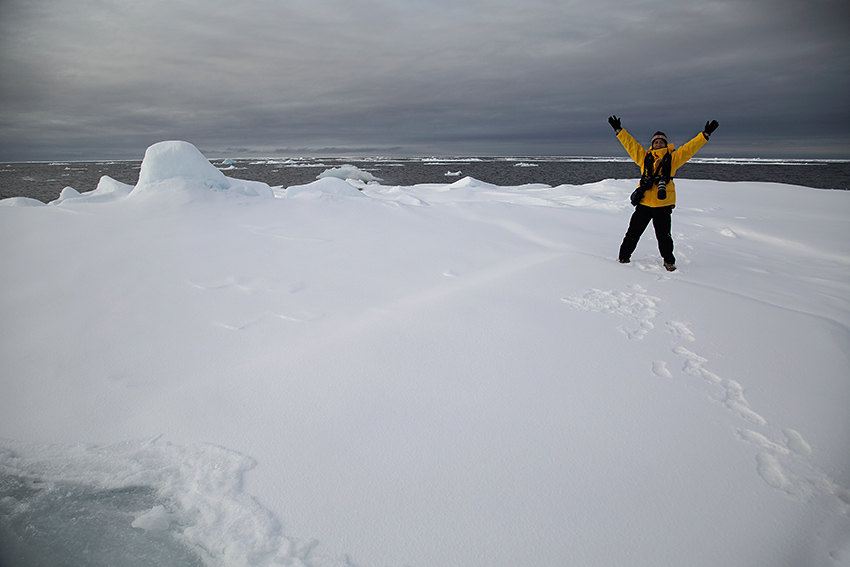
[616,128,708,207]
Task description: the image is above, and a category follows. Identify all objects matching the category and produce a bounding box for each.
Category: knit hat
[650,131,668,146]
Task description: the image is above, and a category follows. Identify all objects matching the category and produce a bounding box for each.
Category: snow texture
[1,140,849,567]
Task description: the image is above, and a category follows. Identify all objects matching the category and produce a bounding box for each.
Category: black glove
[608,115,622,132]
[703,120,719,137]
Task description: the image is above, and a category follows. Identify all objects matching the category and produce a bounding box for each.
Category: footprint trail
[562,282,849,511]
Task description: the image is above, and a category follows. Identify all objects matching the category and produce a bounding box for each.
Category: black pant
[619,205,675,264]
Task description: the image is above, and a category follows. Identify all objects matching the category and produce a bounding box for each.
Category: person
[608,115,719,271]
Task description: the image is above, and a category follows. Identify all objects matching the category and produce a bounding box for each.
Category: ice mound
[58,186,81,200]
[96,175,134,195]
[51,176,134,205]
[285,177,366,200]
[316,164,382,183]
[130,141,273,201]
[361,185,429,206]
[136,141,228,189]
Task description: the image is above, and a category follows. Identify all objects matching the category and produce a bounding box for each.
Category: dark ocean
[2,156,849,203]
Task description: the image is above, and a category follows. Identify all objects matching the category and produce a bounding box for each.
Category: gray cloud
[1,0,848,160]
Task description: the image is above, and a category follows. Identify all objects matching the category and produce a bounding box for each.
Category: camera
[657,179,667,200]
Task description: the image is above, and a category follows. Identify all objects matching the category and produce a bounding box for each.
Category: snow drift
[1,141,849,567]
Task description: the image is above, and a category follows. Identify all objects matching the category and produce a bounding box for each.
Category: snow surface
[1,141,849,567]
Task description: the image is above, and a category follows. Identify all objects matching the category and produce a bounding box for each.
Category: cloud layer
[1,0,848,159]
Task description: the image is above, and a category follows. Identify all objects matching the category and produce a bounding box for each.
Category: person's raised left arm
[672,120,718,173]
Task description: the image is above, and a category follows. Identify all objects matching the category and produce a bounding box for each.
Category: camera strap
[641,151,672,184]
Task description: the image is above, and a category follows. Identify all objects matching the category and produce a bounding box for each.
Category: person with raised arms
[608,115,719,271]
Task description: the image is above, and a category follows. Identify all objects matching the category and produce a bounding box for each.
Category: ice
[136,141,229,189]
[129,141,273,202]
[132,505,173,532]
[316,164,382,183]
[0,197,45,207]
[128,141,273,202]
[0,439,296,566]
[285,176,365,199]
[50,175,135,205]
[56,186,81,202]
[0,465,205,566]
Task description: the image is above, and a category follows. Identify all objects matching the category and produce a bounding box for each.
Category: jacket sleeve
[671,132,709,173]
[616,129,646,167]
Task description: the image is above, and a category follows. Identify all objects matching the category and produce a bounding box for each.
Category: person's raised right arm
[609,116,646,167]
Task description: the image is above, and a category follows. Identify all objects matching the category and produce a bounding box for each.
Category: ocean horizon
[3,155,849,203]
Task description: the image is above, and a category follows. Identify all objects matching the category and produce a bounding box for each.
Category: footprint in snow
[672,344,849,506]
[561,284,848,506]
[560,284,659,340]
[672,345,766,424]
[666,320,696,342]
[672,346,722,384]
[737,426,850,507]
[783,428,812,456]
[651,360,672,378]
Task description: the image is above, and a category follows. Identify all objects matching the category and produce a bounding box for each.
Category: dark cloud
[1,0,848,160]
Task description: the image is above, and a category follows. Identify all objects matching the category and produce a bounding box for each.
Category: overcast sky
[1,0,848,160]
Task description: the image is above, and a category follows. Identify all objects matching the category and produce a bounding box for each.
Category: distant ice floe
[445,170,462,177]
[689,157,845,166]
[513,162,539,167]
[246,159,322,166]
[421,157,483,163]
[316,164,381,183]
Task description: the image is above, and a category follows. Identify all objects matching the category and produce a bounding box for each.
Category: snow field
[1,141,849,566]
